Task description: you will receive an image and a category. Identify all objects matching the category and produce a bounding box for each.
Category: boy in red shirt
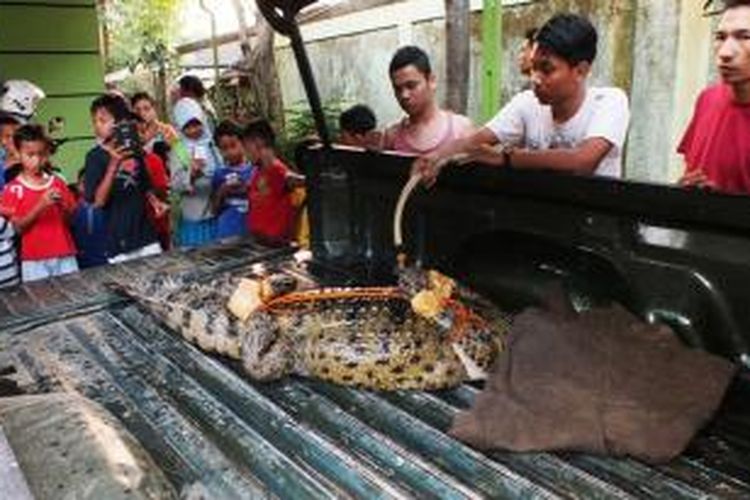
[679,0,750,194]
[0,125,78,282]
[143,152,172,250]
[242,119,298,247]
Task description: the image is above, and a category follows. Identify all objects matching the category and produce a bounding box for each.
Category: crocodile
[115,269,509,391]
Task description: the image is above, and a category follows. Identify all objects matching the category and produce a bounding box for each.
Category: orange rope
[261,286,488,343]
[443,298,490,342]
[264,287,406,311]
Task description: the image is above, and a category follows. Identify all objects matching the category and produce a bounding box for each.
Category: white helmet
[0,80,45,123]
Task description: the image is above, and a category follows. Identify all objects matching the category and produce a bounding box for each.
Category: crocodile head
[240,311,294,381]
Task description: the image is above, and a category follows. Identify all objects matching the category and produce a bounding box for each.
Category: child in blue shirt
[211,121,253,240]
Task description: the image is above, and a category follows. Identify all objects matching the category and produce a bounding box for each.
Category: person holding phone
[211,121,253,241]
[0,125,78,282]
[84,94,162,264]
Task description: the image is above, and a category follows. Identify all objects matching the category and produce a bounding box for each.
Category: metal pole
[288,25,331,147]
[481,0,503,121]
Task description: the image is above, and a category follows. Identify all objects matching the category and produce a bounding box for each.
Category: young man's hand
[102,141,133,166]
[411,152,476,188]
[679,168,716,190]
[411,154,442,188]
[158,122,179,144]
[41,189,61,208]
[466,144,506,167]
[146,192,169,218]
[190,159,206,180]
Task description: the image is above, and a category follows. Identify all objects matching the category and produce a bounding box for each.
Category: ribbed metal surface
[1,244,749,499]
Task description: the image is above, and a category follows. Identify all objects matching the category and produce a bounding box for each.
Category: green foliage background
[100,0,183,72]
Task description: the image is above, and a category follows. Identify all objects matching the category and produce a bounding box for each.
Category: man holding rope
[413,13,630,184]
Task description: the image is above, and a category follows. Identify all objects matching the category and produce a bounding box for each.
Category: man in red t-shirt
[0,125,78,282]
[678,1,750,194]
[242,119,298,247]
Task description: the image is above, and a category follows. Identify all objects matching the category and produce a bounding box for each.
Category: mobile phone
[193,146,208,161]
[113,120,144,157]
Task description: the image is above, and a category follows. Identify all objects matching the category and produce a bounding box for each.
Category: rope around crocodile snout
[393,171,423,269]
[393,155,471,269]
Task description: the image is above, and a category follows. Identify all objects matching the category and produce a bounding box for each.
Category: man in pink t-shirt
[678,1,750,194]
[382,46,474,155]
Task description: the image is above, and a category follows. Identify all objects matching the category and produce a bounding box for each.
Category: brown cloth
[450,303,737,464]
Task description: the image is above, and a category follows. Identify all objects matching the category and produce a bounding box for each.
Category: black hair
[152,141,171,168]
[0,114,19,129]
[339,105,377,135]
[77,167,87,181]
[389,46,432,76]
[90,93,131,122]
[182,118,202,131]
[705,0,750,13]
[13,124,49,150]
[179,75,206,100]
[525,27,538,43]
[536,14,598,65]
[214,120,243,143]
[243,119,276,148]
[131,92,155,108]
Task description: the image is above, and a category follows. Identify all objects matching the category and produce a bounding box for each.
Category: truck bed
[1,243,749,499]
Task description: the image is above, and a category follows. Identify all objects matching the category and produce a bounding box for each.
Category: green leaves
[100,0,183,72]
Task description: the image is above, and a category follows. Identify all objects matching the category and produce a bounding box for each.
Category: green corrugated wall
[0,0,104,179]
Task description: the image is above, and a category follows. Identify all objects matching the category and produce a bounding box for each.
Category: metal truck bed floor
[1,244,749,499]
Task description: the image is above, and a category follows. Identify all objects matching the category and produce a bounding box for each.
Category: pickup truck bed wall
[301,147,750,362]
[0,147,749,498]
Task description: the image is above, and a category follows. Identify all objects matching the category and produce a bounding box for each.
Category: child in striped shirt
[0,215,20,289]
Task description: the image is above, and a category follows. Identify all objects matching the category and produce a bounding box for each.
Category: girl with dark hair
[131,92,178,165]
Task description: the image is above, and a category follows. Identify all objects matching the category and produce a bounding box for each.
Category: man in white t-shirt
[414,13,631,183]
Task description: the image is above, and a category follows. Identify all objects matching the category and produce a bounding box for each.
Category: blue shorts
[178,219,217,248]
[216,208,248,240]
